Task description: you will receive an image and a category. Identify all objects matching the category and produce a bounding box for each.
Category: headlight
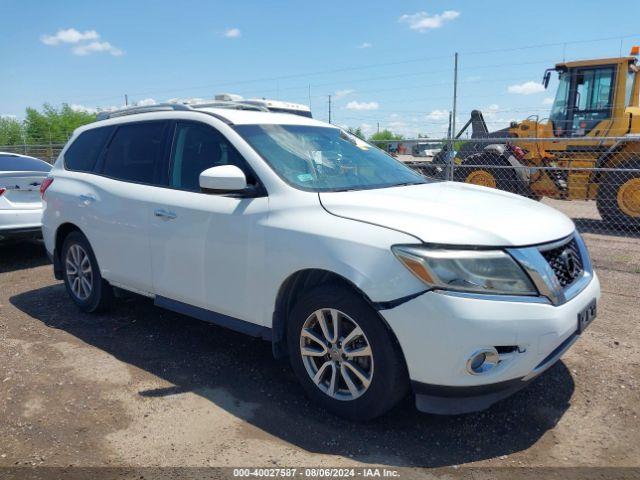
[392,245,537,295]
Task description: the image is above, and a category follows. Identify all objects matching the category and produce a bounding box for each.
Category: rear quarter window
[64,126,114,172]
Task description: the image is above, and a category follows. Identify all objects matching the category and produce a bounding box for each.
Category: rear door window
[64,126,114,172]
[101,122,170,185]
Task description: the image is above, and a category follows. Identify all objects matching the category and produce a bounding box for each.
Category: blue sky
[1,0,639,138]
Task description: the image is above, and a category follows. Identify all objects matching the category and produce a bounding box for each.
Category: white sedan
[0,152,51,241]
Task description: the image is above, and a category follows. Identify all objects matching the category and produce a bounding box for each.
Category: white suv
[41,104,600,420]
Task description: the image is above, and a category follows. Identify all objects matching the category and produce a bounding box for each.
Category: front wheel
[61,231,113,313]
[596,159,640,229]
[287,284,408,421]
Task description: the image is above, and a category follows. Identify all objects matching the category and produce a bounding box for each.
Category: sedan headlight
[392,245,537,295]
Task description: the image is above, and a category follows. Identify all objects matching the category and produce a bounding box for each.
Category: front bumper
[380,272,600,414]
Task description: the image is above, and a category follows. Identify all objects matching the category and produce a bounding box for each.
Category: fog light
[466,348,500,375]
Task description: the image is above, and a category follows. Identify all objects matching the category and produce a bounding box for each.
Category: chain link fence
[3,137,640,241]
[0,144,64,164]
[371,136,640,241]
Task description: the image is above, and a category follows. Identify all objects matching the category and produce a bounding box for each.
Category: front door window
[572,67,614,135]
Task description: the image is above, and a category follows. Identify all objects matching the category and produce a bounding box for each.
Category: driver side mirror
[199,165,247,192]
[542,70,551,89]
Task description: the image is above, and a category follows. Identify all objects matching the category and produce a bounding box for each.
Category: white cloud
[399,10,460,32]
[70,104,98,114]
[543,97,554,105]
[41,28,123,56]
[345,101,379,111]
[166,97,206,105]
[507,81,545,95]
[358,123,376,137]
[41,28,99,45]
[357,42,372,49]
[426,109,449,121]
[134,98,157,107]
[334,89,354,99]
[388,120,406,130]
[223,28,241,38]
[484,104,499,117]
[72,41,123,56]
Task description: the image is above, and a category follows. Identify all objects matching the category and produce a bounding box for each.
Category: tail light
[40,178,54,200]
[0,188,5,196]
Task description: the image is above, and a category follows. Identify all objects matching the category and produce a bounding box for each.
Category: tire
[287,284,408,421]
[454,152,531,196]
[596,159,640,229]
[61,231,113,313]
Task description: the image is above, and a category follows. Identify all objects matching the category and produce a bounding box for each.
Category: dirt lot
[1,201,639,470]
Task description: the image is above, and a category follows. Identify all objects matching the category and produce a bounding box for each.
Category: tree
[24,103,96,145]
[0,117,24,146]
[346,126,365,139]
[368,129,404,151]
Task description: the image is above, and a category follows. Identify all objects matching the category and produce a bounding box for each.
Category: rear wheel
[596,159,640,228]
[61,231,113,312]
[287,284,408,421]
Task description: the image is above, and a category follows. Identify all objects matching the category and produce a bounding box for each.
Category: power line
[69,33,639,107]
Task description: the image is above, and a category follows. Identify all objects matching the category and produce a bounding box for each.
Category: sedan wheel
[300,308,374,401]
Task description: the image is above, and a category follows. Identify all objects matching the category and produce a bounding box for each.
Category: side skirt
[154,295,272,341]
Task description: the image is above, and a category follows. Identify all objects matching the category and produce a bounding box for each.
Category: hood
[319,181,575,247]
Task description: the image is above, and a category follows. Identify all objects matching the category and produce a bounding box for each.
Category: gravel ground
[0,201,639,470]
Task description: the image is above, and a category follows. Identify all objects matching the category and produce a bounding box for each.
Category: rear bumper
[0,226,42,240]
[0,208,42,238]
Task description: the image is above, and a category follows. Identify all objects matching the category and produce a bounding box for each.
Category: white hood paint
[320,181,575,247]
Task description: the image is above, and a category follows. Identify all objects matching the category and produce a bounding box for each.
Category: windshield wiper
[393,181,426,187]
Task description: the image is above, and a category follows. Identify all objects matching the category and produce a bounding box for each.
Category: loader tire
[596,158,640,229]
[454,152,531,196]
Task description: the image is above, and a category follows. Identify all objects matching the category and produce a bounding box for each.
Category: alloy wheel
[299,308,374,401]
[65,244,93,300]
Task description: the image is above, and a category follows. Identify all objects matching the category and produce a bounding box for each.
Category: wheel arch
[270,268,406,365]
[593,141,640,186]
[52,222,84,279]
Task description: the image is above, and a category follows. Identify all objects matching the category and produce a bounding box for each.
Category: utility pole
[328,95,332,123]
[449,52,459,181]
[452,52,458,144]
[308,84,311,110]
[377,122,380,134]
[124,94,129,106]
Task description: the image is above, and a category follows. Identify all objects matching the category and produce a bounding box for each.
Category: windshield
[234,124,428,192]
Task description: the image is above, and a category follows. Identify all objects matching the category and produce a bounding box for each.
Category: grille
[540,237,584,288]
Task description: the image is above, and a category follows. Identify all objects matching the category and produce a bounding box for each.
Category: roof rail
[189,100,269,112]
[96,103,192,121]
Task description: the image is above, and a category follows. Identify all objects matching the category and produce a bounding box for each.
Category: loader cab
[546,56,638,137]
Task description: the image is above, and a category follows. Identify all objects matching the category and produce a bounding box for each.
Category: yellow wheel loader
[454,47,640,227]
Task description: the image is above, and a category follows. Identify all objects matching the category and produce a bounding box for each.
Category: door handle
[154,208,177,220]
[79,194,96,204]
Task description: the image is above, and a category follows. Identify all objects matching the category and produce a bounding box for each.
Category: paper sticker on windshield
[297,173,314,182]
